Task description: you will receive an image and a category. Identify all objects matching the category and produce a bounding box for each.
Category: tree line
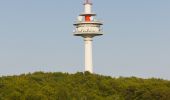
[0,71,170,100]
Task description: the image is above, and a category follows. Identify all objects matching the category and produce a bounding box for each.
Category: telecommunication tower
[73,0,103,73]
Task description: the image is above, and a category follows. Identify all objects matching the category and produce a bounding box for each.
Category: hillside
[0,72,170,100]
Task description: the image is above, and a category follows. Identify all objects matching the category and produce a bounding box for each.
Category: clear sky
[0,0,169,79]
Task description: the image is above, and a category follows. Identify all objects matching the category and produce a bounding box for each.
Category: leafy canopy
[0,72,170,100]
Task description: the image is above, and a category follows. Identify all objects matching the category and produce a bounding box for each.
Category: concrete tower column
[84,37,93,73]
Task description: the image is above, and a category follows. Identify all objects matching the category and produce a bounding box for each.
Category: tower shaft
[84,37,93,73]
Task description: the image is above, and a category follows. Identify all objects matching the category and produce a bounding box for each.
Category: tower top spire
[84,0,92,5]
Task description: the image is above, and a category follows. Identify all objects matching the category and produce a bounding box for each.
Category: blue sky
[0,0,170,79]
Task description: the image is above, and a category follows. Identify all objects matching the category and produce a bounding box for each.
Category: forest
[0,71,170,100]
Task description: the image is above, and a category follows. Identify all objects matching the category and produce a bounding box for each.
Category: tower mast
[73,0,103,73]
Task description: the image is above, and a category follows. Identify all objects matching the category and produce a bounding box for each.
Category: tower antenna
[85,0,92,4]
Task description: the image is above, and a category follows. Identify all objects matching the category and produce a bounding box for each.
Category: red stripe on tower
[85,16,91,22]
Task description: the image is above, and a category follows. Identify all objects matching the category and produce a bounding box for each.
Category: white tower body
[84,37,93,73]
[73,0,103,73]
[84,4,92,13]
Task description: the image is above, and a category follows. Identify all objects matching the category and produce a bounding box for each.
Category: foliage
[0,71,170,100]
